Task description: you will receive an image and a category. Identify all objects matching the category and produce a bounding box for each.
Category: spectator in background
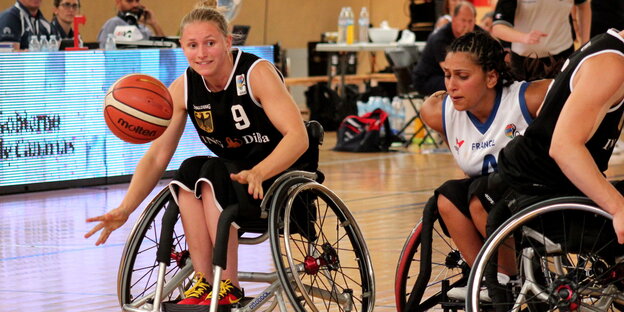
[590,0,624,38]
[97,0,164,48]
[491,0,591,81]
[0,0,52,50]
[433,0,460,31]
[50,0,79,39]
[412,1,478,96]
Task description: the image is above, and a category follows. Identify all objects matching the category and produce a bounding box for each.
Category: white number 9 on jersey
[231,104,250,130]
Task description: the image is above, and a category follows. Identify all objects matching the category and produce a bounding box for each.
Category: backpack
[305,82,357,131]
[333,109,395,152]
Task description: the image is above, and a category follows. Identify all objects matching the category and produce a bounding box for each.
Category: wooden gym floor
[2,133,624,312]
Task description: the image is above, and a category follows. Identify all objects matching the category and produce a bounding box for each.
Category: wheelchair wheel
[118,187,192,310]
[466,197,624,312]
[269,180,375,312]
[395,219,469,312]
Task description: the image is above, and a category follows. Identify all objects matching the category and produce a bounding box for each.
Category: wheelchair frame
[117,170,375,312]
[396,196,624,312]
[466,197,624,312]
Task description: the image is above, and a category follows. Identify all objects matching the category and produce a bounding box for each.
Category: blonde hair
[180,0,229,36]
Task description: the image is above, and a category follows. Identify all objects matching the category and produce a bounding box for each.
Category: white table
[314,41,426,96]
[315,41,426,52]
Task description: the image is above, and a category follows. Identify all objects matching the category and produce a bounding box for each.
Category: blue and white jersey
[443,81,533,177]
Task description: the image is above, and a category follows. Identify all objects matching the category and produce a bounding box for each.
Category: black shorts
[169,156,276,227]
[435,176,490,219]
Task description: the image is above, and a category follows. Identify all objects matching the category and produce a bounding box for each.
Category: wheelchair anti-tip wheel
[269,180,375,312]
[395,219,470,312]
[118,187,192,310]
[466,197,624,312]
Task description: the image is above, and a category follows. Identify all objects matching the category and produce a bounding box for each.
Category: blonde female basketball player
[85,0,308,306]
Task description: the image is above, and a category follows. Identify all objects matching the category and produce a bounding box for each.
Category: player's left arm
[524,78,552,117]
[550,53,624,242]
[229,61,308,199]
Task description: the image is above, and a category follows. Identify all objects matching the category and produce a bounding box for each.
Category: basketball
[104,74,173,144]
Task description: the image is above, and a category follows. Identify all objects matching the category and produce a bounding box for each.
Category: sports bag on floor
[333,108,394,152]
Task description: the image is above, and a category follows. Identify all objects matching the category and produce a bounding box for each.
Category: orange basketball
[104,74,173,144]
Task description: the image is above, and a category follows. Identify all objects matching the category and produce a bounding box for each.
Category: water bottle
[39,35,49,52]
[337,7,347,44]
[29,35,40,52]
[48,34,59,51]
[78,34,84,48]
[358,7,369,43]
[344,6,355,44]
[105,33,116,50]
[391,96,402,131]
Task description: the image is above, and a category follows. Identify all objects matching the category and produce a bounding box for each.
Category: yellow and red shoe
[177,272,212,305]
[199,279,244,305]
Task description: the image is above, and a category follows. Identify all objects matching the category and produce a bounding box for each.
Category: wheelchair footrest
[161,301,234,312]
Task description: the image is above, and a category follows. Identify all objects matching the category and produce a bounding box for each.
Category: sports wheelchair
[466,196,624,312]
[395,195,624,312]
[116,121,375,312]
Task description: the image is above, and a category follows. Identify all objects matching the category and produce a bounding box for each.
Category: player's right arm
[420,90,447,144]
[84,74,188,246]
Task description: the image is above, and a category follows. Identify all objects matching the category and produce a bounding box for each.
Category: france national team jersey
[443,81,534,177]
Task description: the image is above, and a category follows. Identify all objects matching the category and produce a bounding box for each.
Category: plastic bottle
[105,33,116,50]
[344,6,355,44]
[358,7,369,43]
[28,35,40,52]
[391,96,402,131]
[39,35,49,52]
[48,34,59,51]
[337,7,347,44]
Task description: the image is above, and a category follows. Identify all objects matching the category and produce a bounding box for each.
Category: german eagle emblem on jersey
[194,110,214,133]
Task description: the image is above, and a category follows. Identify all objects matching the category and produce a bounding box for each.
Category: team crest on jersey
[454,138,465,152]
[194,110,214,133]
[504,124,518,139]
[236,74,247,96]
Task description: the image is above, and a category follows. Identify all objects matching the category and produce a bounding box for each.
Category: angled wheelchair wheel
[118,187,192,310]
[395,219,469,312]
[466,197,624,312]
[269,180,375,312]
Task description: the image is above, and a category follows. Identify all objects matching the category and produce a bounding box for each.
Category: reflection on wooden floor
[2,134,624,312]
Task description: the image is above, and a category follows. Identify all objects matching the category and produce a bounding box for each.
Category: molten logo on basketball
[117,117,157,137]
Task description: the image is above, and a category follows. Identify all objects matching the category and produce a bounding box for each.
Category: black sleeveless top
[185,49,283,168]
[499,29,624,193]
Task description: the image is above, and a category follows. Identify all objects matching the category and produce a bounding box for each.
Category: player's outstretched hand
[230,169,265,200]
[84,207,130,246]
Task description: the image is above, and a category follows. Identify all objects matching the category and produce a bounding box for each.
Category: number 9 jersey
[185,49,284,166]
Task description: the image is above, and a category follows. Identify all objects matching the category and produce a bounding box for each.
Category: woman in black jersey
[473,29,624,246]
[85,1,308,306]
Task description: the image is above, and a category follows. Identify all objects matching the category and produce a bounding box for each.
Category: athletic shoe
[177,272,212,305]
[199,279,244,305]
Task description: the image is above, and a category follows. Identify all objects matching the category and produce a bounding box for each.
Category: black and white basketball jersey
[185,49,283,166]
[444,81,533,177]
[499,29,624,192]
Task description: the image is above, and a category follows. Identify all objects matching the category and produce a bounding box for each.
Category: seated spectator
[433,0,460,31]
[0,0,53,50]
[97,0,164,48]
[50,0,79,39]
[412,1,478,96]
